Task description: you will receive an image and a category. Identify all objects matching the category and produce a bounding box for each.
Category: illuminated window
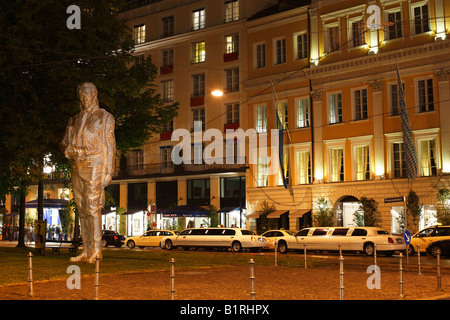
[297,151,311,184]
[191,41,206,64]
[225,0,239,23]
[296,98,310,128]
[257,157,268,187]
[134,24,145,44]
[420,139,437,176]
[277,102,288,130]
[330,148,344,182]
[277,153,290,186]
[192,8,205,30]
[256,105,267,133]
[355,145,370,180]
[225,34,239,54]
[329,93,342,124]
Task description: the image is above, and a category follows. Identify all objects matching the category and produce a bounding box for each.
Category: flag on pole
[275,106,288,189]
[396,63,417,180]
[271,82,288,189]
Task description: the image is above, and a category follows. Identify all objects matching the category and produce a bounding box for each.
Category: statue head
[77,82,99,111]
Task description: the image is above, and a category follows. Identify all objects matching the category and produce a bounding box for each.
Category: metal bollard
[27,252,34,297]
[249,258,255,300]
[94,255,100,300]
[274,240,278,267]
[374,244,377,267]
[437,250,442,291]
[304,244,307,269]
[399,253,404,298]
[170,258,175,300]
[339,254,344,300]
[417,244,422,276]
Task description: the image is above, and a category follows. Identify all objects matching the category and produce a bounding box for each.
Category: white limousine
[277,227,405,256]
[161,228,269,252]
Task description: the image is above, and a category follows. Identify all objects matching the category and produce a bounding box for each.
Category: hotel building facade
[3,0,449,237]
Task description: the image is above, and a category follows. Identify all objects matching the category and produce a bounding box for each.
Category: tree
[257,201,276,234]
[353,197,381,227]
[0,0,178,247]
[313,197,334,227]
[406,189,422,233]
[436,188,450,225]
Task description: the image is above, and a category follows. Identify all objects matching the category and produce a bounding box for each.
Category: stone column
[369,79,385,178]
[312,89,323,182]
[437,69,450,172]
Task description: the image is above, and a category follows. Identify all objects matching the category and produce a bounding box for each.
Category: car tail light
[388,237,394,243]
[114,235,118,240]
[251,236,256,241]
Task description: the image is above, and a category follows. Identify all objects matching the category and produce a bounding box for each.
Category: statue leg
[87,212,102,263]
[86,165,104,263]
[70,166,90,262]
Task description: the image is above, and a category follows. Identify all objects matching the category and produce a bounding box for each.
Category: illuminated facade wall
[245,0,450,232]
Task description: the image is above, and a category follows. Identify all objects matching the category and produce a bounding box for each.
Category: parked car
[426,239,450,257]
[277,227,404,256]
[161,227,269,252]
[126,230,179,249]
[102,230,126,248]
[260,229,294,250]
[408,225,450,255]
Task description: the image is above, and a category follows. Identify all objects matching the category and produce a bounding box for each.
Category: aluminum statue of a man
[61,82,116,263]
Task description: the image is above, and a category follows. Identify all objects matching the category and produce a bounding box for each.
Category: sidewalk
[1,262,449,300]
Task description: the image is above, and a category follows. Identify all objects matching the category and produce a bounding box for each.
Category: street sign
[404,229,411,245]
[384,196,405,203]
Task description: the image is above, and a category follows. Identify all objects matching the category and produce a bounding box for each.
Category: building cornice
[306,39,450,86]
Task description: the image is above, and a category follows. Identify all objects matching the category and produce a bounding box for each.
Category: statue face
[78,83,98,110]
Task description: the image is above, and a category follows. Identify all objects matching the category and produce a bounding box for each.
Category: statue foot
[69,251,88,262]
[87,249,103,263]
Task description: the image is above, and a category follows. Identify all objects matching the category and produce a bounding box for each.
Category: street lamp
[211,90,223,97]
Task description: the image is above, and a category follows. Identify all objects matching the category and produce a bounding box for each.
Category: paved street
[1,241,449,301]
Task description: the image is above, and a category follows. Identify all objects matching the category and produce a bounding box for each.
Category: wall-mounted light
[435,32,446,41]
[211,90,223,97]
[368,46,379,55]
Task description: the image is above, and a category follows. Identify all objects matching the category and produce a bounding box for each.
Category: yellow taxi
[260,229,294,251]
[408,225,450,255]
[126,229,179,249]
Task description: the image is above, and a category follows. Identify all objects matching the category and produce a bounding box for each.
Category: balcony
[223,51,239,63]
[190,95,205,107]
[113,157,247,179]
[160,65,173,75]
[160,130,173,141]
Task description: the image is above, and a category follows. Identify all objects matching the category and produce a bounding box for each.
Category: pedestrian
[25,224,31,243]
[13,224,18,241]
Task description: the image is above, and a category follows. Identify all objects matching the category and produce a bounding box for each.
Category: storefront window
[187,179,210,206]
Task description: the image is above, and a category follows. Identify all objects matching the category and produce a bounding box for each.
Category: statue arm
[103,113,116,186]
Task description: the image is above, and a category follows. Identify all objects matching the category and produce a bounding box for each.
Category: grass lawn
[0,246,321,286]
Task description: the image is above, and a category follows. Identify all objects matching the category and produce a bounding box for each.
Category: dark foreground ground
[1,262,449,301]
